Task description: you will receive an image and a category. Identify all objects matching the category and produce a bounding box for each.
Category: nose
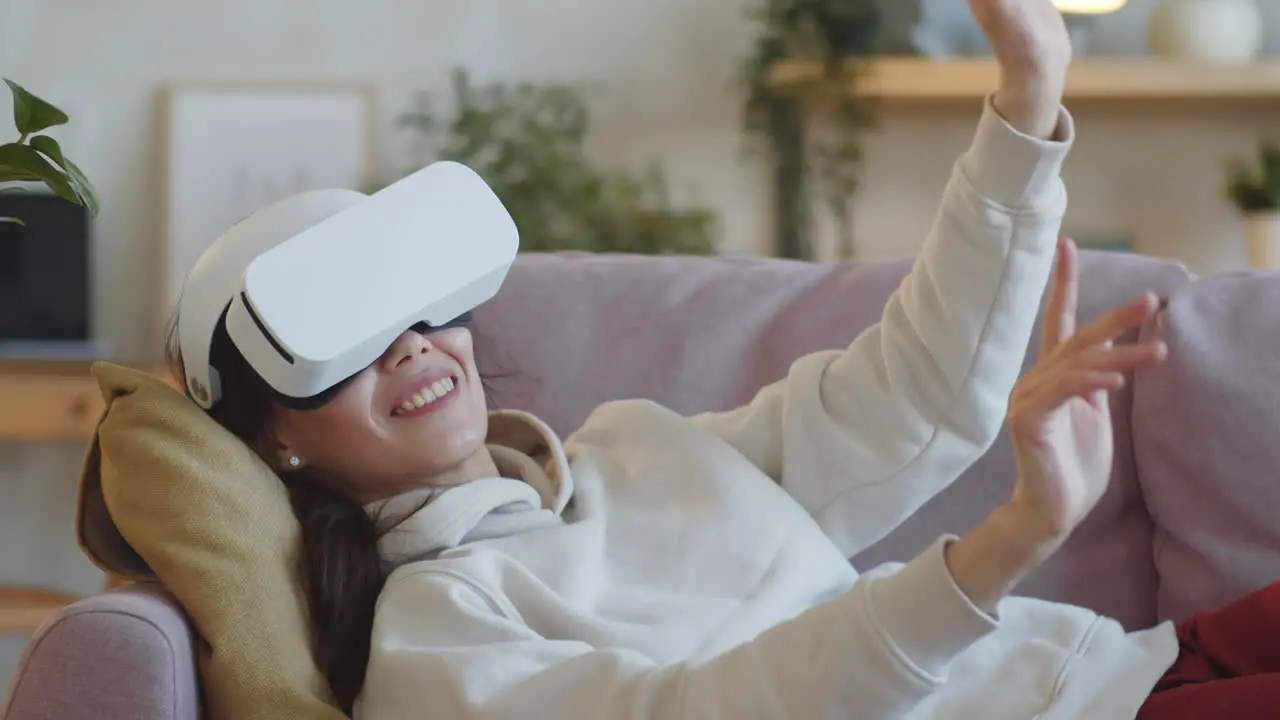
[379,329,431,372]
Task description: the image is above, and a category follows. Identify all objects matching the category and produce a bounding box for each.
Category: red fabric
[1139,581,1280,718]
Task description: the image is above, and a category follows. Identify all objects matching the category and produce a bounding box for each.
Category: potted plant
[1225,138,1280,269]
[388,69,716,255]
[739,0,897,260]
[0,79,98,223]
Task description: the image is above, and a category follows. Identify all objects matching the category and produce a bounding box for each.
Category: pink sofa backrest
[473,250,1195,630]
[24,249,1275,720]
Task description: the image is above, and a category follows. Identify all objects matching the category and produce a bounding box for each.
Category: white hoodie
[356,98,1179,720]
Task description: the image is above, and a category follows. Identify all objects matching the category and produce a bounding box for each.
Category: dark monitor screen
[0,192,91,342]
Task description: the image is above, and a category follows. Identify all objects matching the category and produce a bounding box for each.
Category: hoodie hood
[364,410,574,568]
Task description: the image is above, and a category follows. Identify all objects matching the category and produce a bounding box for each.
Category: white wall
[2,0,1278,692]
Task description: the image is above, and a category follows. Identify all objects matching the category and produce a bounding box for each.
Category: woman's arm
[688,0,1076,561]
[689,98,1073,558]
[359,544,996,720]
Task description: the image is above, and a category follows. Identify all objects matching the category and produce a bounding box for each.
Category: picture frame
[159,81,378,322]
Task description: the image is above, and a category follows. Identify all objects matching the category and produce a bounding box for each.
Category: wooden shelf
[0,361,171,441]
[769,57,1280,103]
[0,586,80,634]
[0,362,160,633]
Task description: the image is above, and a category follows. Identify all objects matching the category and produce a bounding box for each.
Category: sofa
[5,249,1280,719]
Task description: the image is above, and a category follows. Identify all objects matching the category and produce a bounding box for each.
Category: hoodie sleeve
[358,537,996,720]
[689,96,1074,559]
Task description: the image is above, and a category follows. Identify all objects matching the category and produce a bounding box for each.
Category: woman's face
[271,327,490,503]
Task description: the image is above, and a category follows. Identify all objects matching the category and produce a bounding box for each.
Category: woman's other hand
[969,0,1073,138]
[944,239,1166,612]
[1006,238,1167,543]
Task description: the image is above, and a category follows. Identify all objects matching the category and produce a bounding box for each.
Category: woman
[164,2,1270,718]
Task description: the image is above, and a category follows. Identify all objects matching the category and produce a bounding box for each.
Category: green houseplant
[1,79,98,223]
[1225,138,1280,214]
[391,69,717,255]
[1225,138,1280,269]
[740,0,895,259]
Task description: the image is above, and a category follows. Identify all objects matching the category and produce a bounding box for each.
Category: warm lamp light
[1052,0,1127,54]
[1053,0,1127,13]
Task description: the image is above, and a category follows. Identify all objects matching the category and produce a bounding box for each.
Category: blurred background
[2,0,1279,685]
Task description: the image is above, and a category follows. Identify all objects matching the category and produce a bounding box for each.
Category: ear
[264,434,299,472]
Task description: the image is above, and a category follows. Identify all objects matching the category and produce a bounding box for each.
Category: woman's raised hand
[968,0,1073,138]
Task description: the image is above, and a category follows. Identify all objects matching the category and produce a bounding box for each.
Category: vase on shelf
[1244,211,1280,270]
[1148,0,1263,64]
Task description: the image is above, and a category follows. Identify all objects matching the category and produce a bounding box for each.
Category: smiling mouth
[391,374,459,416]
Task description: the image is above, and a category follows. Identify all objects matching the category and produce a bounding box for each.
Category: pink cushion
[1133,270,1280,622]
[475,251,1193,629]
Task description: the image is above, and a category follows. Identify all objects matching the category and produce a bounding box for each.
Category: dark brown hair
[164,314,510,715]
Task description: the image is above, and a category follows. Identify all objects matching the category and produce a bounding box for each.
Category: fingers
[1016,337,1166,404]
[1068,340,1168,373]
[1060,291,1159,354]
[1012,370,1125,422]
[1041,237,1079,354]
[1058,239,1079,340]
[1013,286,1168,426]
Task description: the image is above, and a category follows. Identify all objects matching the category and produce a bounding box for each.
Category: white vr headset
[177,161,519,411]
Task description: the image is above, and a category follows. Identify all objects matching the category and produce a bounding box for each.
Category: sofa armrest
[3,583,200,720]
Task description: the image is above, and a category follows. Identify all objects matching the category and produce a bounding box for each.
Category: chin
[425,429,488,468]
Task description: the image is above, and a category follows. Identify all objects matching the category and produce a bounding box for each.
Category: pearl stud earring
[288,455,301,469]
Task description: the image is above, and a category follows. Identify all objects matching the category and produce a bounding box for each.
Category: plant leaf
[393,69,717,255]
[4,79,70,135]
[0,166,39,182]
[0,216,24,226]
[29,135,99,215]
[0,142,78,205]
[59,155,98,214]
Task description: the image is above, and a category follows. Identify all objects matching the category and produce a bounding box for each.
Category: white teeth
[393,376,456,415]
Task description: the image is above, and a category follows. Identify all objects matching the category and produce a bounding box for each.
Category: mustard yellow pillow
[76,362,346,720]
